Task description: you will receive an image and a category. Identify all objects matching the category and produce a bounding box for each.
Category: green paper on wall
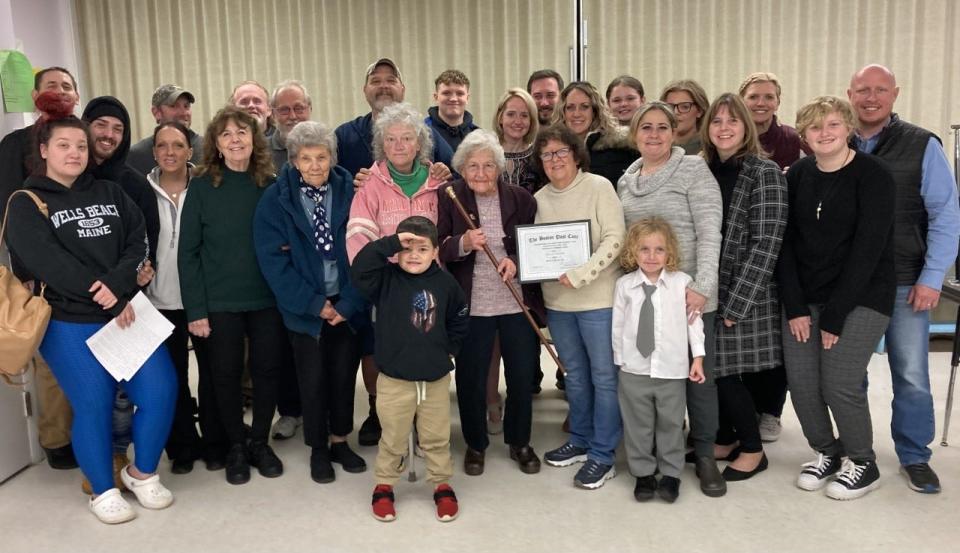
[0,50,36,113]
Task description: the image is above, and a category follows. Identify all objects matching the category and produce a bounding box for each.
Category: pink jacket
[346,160,444,262]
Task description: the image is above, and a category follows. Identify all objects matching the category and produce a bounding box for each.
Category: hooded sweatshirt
[350,234,469,382]
[6,172,147,322]
[425,106,478,153]
[81,96,160,268]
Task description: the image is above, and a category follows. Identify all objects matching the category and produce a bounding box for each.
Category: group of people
[0,57,957,525]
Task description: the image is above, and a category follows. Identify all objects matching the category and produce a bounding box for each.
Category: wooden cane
[444,186,565,374]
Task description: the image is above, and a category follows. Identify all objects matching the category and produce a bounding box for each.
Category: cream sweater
[534,170,625,311]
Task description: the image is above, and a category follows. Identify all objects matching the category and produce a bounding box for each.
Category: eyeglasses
[539,148,572,161]
[667,101,695,114]
[274,104,309,116]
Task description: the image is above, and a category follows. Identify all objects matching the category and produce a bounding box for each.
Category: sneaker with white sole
[900,463,941,494]
[573,459,616,489]
[89,488,136,524]
[271,416,302,440]
[544,442,588,467]
[758,414,782,442]
[796,453,842,491]
[120,465,174,509]
[825,459,880,500]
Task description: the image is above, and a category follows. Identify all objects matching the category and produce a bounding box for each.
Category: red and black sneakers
[433,484,459,522]
[371,484,396,522]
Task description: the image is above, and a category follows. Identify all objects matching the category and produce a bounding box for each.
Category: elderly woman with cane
[437,130,550,475]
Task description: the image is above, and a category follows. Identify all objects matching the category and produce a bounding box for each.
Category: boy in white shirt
[613,217,705,503]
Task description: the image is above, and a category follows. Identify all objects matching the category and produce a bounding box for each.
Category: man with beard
[231,80,275,138]
[0,66,81,471]
[335,58,453,177]
[127,84,203,176]
[268,80,313,171]
[527,69,564,126]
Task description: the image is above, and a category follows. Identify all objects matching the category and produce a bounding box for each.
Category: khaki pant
[35,353,73,449]
[375,373,453,486]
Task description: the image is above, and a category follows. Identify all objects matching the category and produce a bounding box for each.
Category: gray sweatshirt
[617,146,722,312]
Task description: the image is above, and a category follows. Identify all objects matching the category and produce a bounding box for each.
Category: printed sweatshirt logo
[50,204,120,237]
[411,289,437,333]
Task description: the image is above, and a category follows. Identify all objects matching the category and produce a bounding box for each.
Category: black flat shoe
[248,441,284,478]
[658,476,681,503]
[225,444,250,485]
[633,475,657,502]
[330,442,367,473]
[722,453,768,482]
[311,448,335,484]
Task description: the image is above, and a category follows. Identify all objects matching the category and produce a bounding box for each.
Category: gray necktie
[636,283,657,357]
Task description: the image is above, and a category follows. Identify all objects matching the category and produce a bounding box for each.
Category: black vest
[854,114,936,285]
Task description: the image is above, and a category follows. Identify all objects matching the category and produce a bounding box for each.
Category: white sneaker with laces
[89,488,136,524]
[120,465,174,509]
[758,414,782,442]
[271,416,302,440]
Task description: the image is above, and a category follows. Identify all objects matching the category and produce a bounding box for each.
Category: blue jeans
[547,308,622,465]
[885,285,934,465]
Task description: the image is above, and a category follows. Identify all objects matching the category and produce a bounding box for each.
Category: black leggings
[716,374,763,453]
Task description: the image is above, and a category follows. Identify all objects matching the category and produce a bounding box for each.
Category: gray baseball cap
[364,58,403,83]
[151,84,196,107]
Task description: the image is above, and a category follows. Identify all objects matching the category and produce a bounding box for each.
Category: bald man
[848,64,960,494]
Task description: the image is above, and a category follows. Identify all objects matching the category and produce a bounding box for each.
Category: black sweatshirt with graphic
[6,173,148,322]
[351,235,469,382]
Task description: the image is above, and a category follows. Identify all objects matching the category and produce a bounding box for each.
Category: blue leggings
[40,319,177,494]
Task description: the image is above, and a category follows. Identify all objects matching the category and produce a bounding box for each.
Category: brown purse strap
[2,190,51,297]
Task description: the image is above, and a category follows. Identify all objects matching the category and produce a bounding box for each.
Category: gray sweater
[617,146,722,312]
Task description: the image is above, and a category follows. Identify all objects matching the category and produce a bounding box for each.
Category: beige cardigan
[534,170,625,311]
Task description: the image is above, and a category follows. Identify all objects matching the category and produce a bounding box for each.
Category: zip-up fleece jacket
[351,234,469,382]
[6,173,147,322]
[346,160,445,262]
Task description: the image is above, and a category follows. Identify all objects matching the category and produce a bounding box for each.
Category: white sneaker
[120,465,174,509]
[89,488,136,524]
[758,414,782,442]
[271,416,302,440]
[796,453,842,491]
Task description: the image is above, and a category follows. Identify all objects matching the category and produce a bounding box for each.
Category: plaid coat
[714,155,788,377]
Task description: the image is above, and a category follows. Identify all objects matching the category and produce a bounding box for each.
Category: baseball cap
[365,58,403,83]
[151,84,196,108]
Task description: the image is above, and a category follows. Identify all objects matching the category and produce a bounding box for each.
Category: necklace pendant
[816,201,822,220]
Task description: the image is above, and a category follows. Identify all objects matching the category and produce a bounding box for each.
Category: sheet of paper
[85,292,174,382]
[0,50,36,113]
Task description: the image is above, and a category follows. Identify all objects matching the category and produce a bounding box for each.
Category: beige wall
[76,0,958,158]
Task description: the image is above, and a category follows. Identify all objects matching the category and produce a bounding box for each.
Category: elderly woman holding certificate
[437,129,543,476]
[532,125,626,490]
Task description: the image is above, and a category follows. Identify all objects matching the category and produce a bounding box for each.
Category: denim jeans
[884,285,935,465]
[547,308,622,465]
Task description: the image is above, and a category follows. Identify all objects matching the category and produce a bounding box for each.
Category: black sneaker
[825,459,880,500]
[248,440,284,478]
[796,453,842,491]
[573,459,616,489]
[633,475,657,502]
[544,442,588,467]
[657,475,681,503]
[310,447,335,484]
[331,442,367,473]
[225,443,250,485]
[900,463,941,494]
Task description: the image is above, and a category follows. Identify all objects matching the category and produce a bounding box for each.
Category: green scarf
[387,160,428,198]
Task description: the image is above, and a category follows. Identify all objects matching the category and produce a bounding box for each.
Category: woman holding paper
[5,102,177,524]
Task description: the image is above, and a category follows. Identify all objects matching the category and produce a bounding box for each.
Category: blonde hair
[738,72,782,100]
[492,88,539,145]
[795,96,858,141]
[552,81,619,138]
[659,79,710,130]
[620,218,681,273]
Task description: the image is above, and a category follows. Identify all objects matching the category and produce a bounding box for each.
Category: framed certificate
[516,220,593,283]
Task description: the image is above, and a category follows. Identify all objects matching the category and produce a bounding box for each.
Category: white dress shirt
[612,269,706,379]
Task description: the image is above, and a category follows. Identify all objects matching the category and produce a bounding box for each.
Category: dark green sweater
[178,168,276,321]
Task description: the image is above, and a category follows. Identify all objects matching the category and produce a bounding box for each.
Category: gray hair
[452,129,506,174]
[286,121,338,166]
[271,79,312,107]
[372,102,433,166]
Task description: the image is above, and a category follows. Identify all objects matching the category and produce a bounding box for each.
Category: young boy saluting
[351,215,469,522]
